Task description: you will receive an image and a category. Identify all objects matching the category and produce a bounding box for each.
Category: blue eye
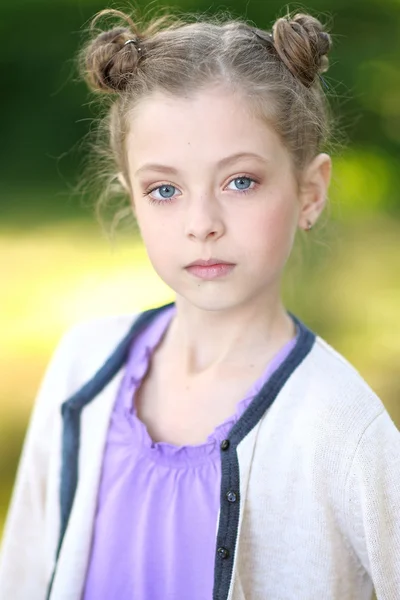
[236,177,251,190]
[157,185,176,199]
[227,177,255,192]
[146,184,179,204]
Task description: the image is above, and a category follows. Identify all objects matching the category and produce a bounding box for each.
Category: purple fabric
[83,305,298,599]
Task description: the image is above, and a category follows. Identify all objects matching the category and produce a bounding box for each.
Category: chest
[133,362,262,446]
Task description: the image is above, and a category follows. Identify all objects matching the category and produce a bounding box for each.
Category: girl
[1,7,399,600]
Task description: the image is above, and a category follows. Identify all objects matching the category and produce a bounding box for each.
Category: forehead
[125,86,289,172]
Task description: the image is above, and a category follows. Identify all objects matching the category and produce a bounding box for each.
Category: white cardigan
[0,306,399,600]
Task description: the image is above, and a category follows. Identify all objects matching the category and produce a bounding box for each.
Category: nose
[184,193,225,241]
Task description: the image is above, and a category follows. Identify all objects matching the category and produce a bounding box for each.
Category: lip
[185,257,235,267]
[185,262,235,280]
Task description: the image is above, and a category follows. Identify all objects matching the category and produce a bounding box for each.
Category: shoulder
[30,312,140,407]
[311,335,381,402]
[23,312,140,442]
[57,312,140,384]
[282,331,399,497]
[295,332,385,436]
[64,312,139,350]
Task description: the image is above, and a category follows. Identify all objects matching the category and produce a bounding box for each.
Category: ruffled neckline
[117,304,298,466]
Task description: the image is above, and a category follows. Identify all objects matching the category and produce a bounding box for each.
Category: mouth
[184,259,236,281]
[185,258,235,267]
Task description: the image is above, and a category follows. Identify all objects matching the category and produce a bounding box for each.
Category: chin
[174,284,250,313]
[157,268,269,312]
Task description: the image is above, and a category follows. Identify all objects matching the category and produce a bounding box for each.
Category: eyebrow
[134,152,268,177]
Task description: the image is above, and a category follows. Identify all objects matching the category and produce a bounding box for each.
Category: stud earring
[305,220,313,231]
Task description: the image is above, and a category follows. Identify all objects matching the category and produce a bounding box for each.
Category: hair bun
[83,26,143,93]
[272,13,332,87]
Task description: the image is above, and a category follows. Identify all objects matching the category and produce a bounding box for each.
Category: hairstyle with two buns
[78,7,334,232]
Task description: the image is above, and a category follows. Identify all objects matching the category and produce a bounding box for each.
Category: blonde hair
[78,7,333,233]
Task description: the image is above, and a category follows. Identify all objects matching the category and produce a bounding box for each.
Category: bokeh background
[1,0,399,554]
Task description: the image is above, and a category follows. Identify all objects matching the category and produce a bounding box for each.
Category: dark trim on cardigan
[212,313,315,600]
[46,302,315,600]
[45,302,174,600]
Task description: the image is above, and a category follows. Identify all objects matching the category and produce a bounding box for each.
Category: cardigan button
[220,439,230,451]
[217,546,230,559]
[226,490,237,503]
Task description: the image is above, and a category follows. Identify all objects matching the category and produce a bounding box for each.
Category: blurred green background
[1,0,399,555]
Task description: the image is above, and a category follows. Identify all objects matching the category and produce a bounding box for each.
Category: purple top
[83,304,298,599]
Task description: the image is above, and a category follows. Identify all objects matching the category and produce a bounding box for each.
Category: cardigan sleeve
[0,326,79,600]
[344,408,400,599]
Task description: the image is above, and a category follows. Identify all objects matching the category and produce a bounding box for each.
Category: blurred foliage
[1,0,400,216]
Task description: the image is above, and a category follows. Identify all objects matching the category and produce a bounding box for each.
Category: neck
[162,288,296,377]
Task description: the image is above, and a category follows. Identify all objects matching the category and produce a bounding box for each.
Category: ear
[298,153,332,230]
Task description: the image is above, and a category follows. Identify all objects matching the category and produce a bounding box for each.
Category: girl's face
[124,86,328,311]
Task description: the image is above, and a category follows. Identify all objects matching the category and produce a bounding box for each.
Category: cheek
[134,208,177,265]
[240,195,297,261]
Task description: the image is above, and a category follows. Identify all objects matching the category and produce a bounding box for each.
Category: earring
[305,220,313,231]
